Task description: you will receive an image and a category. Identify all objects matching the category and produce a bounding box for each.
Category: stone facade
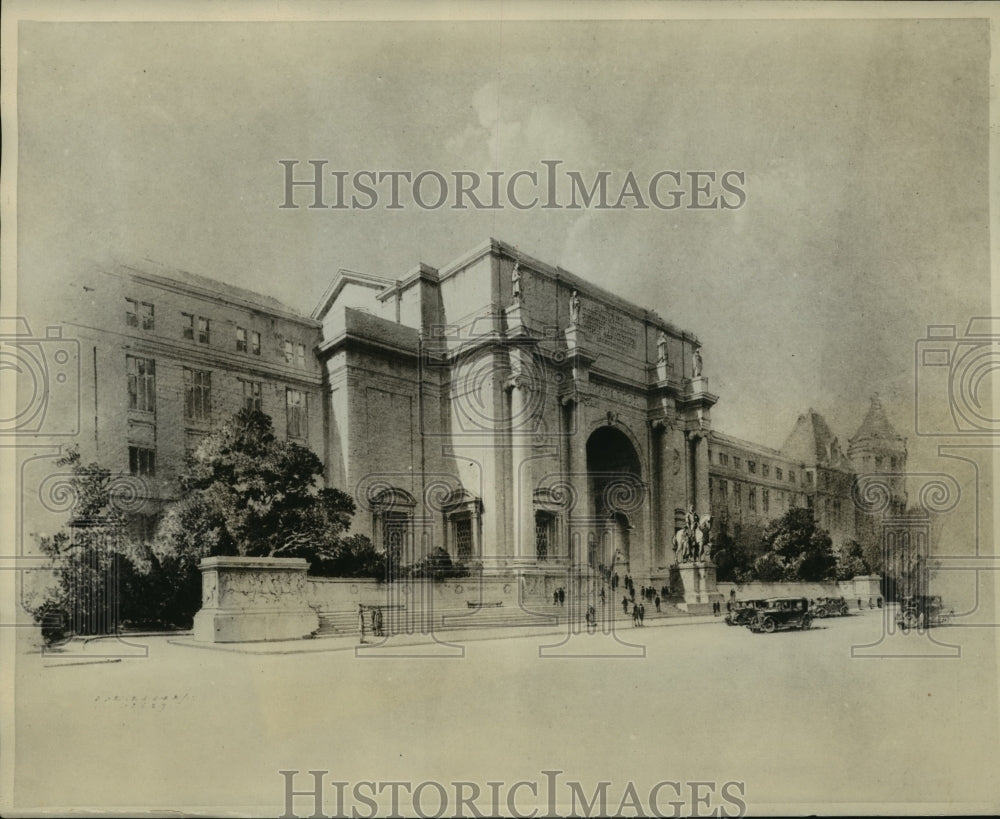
[707,398,908,556]
[314,238,719,586]
[36,240,905,594]
[38,260,325,533]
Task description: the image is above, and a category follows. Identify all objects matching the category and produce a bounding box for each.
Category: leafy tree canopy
[173,409,368,567]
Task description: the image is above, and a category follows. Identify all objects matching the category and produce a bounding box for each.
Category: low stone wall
[193,557,319,643]
[305,575,535,613]
[717,577,884,605]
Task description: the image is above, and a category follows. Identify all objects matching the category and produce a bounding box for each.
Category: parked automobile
[811,596,849,618]
[747,597,813,633]
[895,595,953,630]
[725,599,769,626]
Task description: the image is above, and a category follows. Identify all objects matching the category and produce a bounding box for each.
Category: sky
[11,13,994,475]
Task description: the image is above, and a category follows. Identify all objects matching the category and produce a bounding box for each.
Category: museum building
[49,239,907,587]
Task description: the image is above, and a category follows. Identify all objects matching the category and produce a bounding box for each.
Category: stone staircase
[314,599,691,638]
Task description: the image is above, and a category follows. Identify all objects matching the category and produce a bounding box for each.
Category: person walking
[632,603,640,627]
[638,602,645,626]
[358,603,367,644]
[655,595,661,613]
[622,596,629,614]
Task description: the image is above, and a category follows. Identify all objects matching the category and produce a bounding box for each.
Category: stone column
[568,398,593,568]
[653,421,674,570]
[509,376,537,567]
[692,431,711,518]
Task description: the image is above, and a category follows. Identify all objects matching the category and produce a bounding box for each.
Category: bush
[405,547,469,581]
[33,600,70,646]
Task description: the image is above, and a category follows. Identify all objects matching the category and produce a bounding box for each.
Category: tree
[756,507,838,583]
[33,447,150,639]
[165,408,379,576]
[835,539,871,581]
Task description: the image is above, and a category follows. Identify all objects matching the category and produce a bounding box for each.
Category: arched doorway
[586,426,644,575]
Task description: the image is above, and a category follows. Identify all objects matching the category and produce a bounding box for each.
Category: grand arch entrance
[585,425,645,576]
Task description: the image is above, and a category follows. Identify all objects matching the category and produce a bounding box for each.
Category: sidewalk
[165,609,725,655]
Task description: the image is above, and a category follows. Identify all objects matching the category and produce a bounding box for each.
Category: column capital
[505,373,533,393]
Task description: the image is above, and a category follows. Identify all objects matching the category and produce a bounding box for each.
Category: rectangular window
[762,464,769,478]
[748,487,757,511]
[733,457,742,470]
[719,479,728,499]
[128,446,156,477]
[762,488,769,513]
[748,461,757,474]
[197,316,210,345]
[182,313,195,340]
[720,453,729,466]
[283,340,294,364]
[734,483,741,508]
[296,343,306,367]
[140,302,154,330]
[126,355,156,413]
[535,512,554,561]
[236,326,247,353]
[126,298,139,327]
[775,467,783,481]
[455,518,472,561]
[241,379,262,412]
[789,470,796,483]
[251,331,261,356]
[806,471,814,485]
[286,388,305,438]
[184,368,212,421]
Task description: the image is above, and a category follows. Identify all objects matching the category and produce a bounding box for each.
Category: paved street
[12,610,1000,816]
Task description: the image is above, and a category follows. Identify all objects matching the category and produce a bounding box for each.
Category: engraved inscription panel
[579,300,639,355]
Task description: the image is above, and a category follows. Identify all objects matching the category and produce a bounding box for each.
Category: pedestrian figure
[655,595,661,613]
[623,596,629,614]
[373,607,384,637]
[599,587,606,604]
[868,597,873,609]
[877,597,883,609]
[858,598,863,609]
[586,605,597,634]
[554,590,559,606]
[638,603,645,626]
[358,604,367,644]
[726,601,732,613]
[632,603,640,627]
[559,588,566,606]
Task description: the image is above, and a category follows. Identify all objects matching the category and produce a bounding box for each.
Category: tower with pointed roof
[848,395,908,515]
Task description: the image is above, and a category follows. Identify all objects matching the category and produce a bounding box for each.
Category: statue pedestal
[675,561,724,615]
[193,557,319,643]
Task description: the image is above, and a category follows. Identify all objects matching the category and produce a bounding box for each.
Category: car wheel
[802,614,813,630]
[814,608,826,618]
[761,617,776,633]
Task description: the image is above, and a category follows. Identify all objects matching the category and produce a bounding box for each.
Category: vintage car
[725,599,769,626]
[811,596,849,618]
[747,597,813,633]
[895,595,953,630]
